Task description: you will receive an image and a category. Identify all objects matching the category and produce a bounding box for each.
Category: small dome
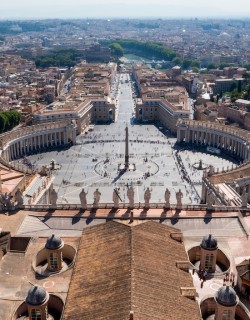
[45,234,64,250]
[216,285,237,306]
[26,285,49,306]
[200,234,217,250]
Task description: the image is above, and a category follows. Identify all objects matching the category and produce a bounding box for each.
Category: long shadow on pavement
[42,209,55,223]
[72,210,85,225]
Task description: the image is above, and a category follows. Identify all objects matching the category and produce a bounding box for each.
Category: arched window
[205,253,214,271]
[31,308,42,320]
[49,252,58,269]
[222,310,232,320]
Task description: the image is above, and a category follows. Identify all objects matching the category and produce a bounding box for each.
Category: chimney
[180,287,196,300]
[129,311,134,320]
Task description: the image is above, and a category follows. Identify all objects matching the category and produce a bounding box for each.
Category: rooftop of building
[63,220,201,320]
[236,259,250,282]
[0,165,24,194]
[1,209,250,318]
[207,162,250,185]
[0,234,79,320]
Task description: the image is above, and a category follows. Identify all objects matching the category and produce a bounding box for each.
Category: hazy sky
[1,0,250,19]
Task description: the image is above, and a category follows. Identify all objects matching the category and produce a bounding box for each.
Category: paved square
[17,74,234,205]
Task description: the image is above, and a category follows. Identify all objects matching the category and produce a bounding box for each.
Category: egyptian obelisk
[125,126,129,169]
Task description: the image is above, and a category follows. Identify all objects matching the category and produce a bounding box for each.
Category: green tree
[191,60,200,68]
[110,43,124,57]
[0,113,7,133]
[230,81,237,92]
[182,59,193,69]
[219,63,230,70]
[105,39,176,61]
[243,62,250,71]
[0,111,20,133]
[242,72,250,80]
[207,63,217,70]
[172,57,182,65]
[192,67,199,73]
[238,80,242,93]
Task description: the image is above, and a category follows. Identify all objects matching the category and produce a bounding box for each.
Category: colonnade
[0,121,76,162]
[177,119,250,160]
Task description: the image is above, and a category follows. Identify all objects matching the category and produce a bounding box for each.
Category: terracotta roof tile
[63,221,201,320]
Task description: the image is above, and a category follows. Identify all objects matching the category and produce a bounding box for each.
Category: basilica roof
[63,221,200,320]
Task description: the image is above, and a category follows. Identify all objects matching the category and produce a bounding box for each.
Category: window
[49,252,58,270]
[205,254,214,271]
[31,308,42,320]
[222,310,232,320]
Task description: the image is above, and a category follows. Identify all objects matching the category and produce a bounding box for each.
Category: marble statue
[144,187,151,207]
[113,188,120,208]
[208,165,215,176]
[39,165,47,176]
[176,189,183,209]
[164,188,171,208]
[93,188,101,207]
[241,188,248,208]
[79,188,88,209]
[0,192,11,206]
[0,192,14,210]
[50,187,58,206]
[15,188,23,206]
[206,190,214,210]
[127,186,134,208]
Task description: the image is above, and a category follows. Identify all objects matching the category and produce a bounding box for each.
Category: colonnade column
[236,142,240,156]
[19,141,22,154]
[41,135,44,148]
[4,149,9,161]
[10,145,14,160]
[25,139,28,153]
[17,141,20,157]
[184,129,190,143]
[60,132,63,145]
[177,129,181,142]
[72,129,76,144]
[14,143,17,158]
